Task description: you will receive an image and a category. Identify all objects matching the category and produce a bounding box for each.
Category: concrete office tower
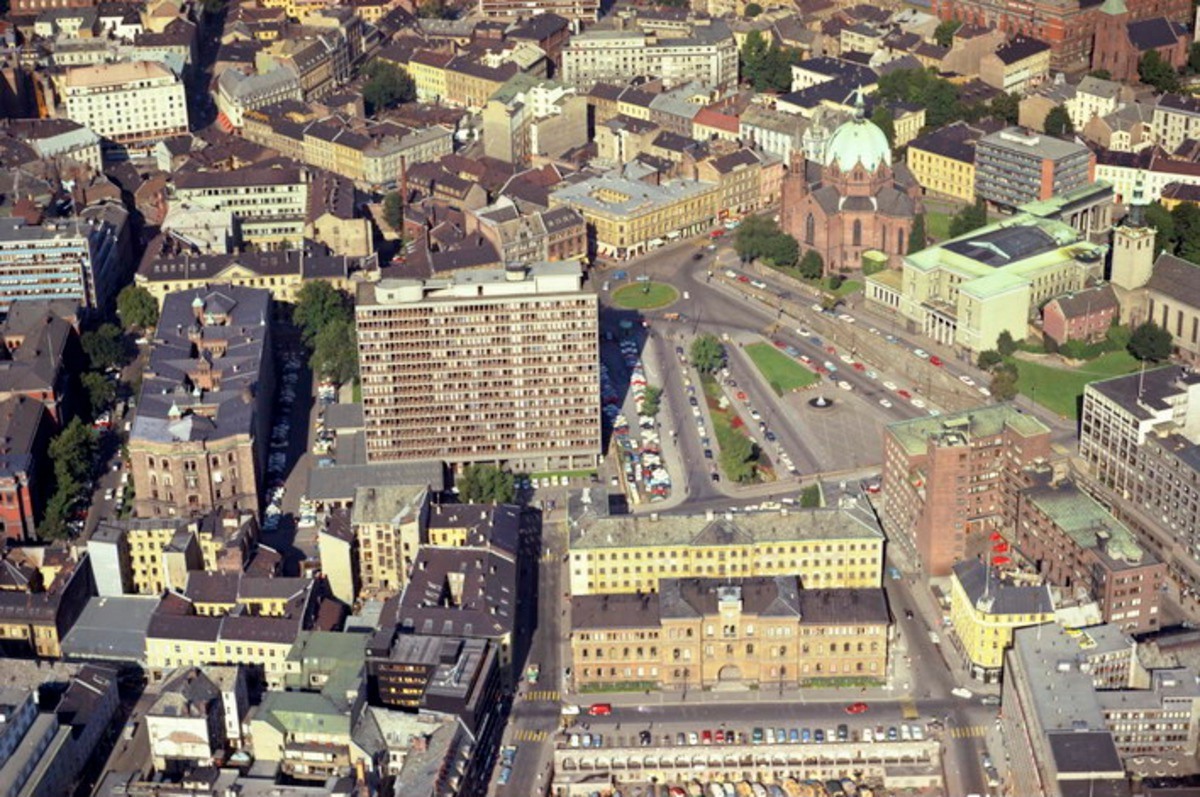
[355,261,600,471]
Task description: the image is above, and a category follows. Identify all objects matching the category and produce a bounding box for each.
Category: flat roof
[60,595,160,663]
[887,404,1050,457]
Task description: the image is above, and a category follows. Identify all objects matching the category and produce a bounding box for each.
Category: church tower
[1110,175,1156,292]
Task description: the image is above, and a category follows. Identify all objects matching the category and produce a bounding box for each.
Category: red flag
[992,555,1011,566]
[993,542,1010,553]
[990,532,1003,542]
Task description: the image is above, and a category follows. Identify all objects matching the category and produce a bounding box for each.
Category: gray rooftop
[306,460,445,503]
[952,558,1054,616]
[60,595,161,663]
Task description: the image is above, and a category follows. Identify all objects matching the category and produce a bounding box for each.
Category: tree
[989,367,1020,401]
[908,213,927,254]
[1145,200,1178,255]
[870,106,895,148]
[1043,105,1075,137]
[744,1,762,15]
[877,68,964,128]
[415,0,454,18]
[977,349,1003,370]
[690,334,726,373]
[640,385,662,417]
[116,284,159,331]
[760,233,799,268]
[996,330,1018,357]
[933,19,961,48]
[739,32,796,92]
[1139,50,1181,94]
[734,215,779,261]
[293,281,352,345]
[949,198,987,238]
[1172,202,1200,262]
[797,250,824,280]
[1190,43,1200,75]
[38,489,75,541]
[990,92,1020,124]
[457,464,515,504]
[81,324,128,372]
[310,318,359,386]
[740,30,770,90]
[81,372,114,420]
[719,433,757,484]
[362,61,416,116]
[1128,321,1174,362]
[383,192,404,231]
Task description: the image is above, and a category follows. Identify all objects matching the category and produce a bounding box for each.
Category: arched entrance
[718,665,742,682]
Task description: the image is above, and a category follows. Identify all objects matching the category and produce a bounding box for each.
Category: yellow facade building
[949,559,1054,683]
[906,121,981,203]
[568,505,885,596]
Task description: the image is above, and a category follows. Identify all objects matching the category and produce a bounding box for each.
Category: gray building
[974,127,1094,208]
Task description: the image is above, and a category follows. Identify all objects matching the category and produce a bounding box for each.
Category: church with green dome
[781,99,924,275]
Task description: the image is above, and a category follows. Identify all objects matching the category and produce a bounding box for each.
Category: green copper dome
[824,117,892,173]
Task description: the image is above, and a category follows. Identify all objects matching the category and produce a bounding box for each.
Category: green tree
[293,281,352,345]
[744,1,762,15]
[908,213,927,254]
[949,198,988,238]
[116,284,159,331]
[797,250,824,280]
[362,61,416,116]
[38,489,75,540]
[760,232,799,268]
[1139,50,1181,94]
[81,324,128,372]
[740,30,770,90]
[990,92,1020,124]
[996,330,1018,356]
[878,68,964,128]
[310,318,359,386]
[734,215,779,261]
[690,334,726,373]
[870,106,895,148]
[977,349,1003,370]
[933,19,961,48]
[739,32,796,92]
[719,432,758,484]
[1172,202,1200,262]
[1043,105,1075,137]
[989,366,1020,401]
[383,192,404,231]
[81,372,114,420]
[1128,321,1174,361]
[1189,43,1200,75]
[415,0,454,18]
[457,464,515,504]
[640,385,662,417]
[1145,200,1178,255]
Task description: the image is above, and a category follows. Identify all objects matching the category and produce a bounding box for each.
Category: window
[805,213,815,245]
[852,220,862,246]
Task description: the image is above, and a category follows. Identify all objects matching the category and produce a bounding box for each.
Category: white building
[62,61,188,152]
[561,21,738,90]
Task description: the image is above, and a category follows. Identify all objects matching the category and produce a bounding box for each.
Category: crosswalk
[513,728,549,742]
[522,690,560,702]
[948,726,987,738]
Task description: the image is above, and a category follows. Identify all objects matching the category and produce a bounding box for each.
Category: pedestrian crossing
[948,726,987,738]
[522,690,560,702]
[513,728,549,742]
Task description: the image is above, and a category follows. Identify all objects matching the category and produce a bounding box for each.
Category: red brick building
[880,406,1053,577]
[1042,284,1120,345]
[932,0,1190,73]
[1092,0,1189,84]
[0,396,51,542]
[781,109,922,275]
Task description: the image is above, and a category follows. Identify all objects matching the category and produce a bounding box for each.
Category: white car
[912,349,930,359]
[882,381,898,391]
[911,398,927,409]
[978,386,992,397]
[839,354,854,364]
[958,374,976,386]
[837,313,855,323]
[879,398,893,408]
[838,380,853,391]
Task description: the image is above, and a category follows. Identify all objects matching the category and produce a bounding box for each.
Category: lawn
[611,281,678,310]
[1008,350,1141,419]
[745,343,819,395]
[925,211,952,242]
[700,374,772,483]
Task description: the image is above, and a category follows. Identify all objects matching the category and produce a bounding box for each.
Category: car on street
[929,355,944,366]
[878,398,893,408]
[587,703,612,716]
[981,695,1001,706]
[498,766,512,785]
[912,349,929,359]
[701,730,712,744]
[882,381,897,391]
[845,702,869,714]
[897,389,912,400]
[676,732,686,745]
[691,252,703,260]
[959,374,976,386]
[704,449,713,459]
[910,398,926,409]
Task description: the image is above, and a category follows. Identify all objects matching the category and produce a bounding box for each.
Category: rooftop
[887,404,1051,457]
[952,558,1054,616]
[550,170,718,219]
[980,127,1093,162]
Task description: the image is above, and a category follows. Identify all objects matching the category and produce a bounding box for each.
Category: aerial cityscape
[0,0,1196,795]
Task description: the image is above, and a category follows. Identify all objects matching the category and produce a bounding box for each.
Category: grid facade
[975,133,1092,208]
[356,277,601,470]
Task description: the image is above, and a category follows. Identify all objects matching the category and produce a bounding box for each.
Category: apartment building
[480,77,588,166]
[561,20,738,91]
[1079,365,1200,589]
[975,127,1095,208]
[479,0,598,23]
[1153,92,1200,152]
[696,149,770,219]
[978,36,1052,95]
[355,263,600,471]
[62,61,188,152]
[905,122,986,203]
[880,405,1053,577]
[0,397,52,543]
[0,547,93,659]
[89,512,258,596]
[571,577,890,691]
[865,214,1107,352]
[0,206,130,315]
[129,286,274,519]
[550,167,721,260]
[947,559,1054,683]
[170,159,310,250]
[350,484,428,596]
[740,105,807,165]
[1144,253,1200,360]
[569,502,885,596]
[467,198,587,265]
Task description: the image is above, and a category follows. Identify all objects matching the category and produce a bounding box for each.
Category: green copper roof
[1023,482,1149,567]
[887,404,1050,457]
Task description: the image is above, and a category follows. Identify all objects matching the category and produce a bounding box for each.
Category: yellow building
[949,559,1054,683]
[906,121,981,203]
[893,105,926,149]
[696,148,766,219]
[568,505,886,596]
[0,547,92,659]
[550,171,721,260]
[571,577,891,690]
[351,484,429,597]
[407,50,452,103]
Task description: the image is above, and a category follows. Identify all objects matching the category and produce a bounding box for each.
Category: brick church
[781,101,922,276]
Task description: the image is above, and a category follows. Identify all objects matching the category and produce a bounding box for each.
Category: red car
[845,702,869,715]
[825,346,837,354]
[773,340,787,349]
[701,730,713,744]
[897,389,912,400]
[736,275,750,283]
[852,362,866,371]
[715,730,725,743]
[710,229,725,238]
[929,355,944,367]
[588,703,612,716]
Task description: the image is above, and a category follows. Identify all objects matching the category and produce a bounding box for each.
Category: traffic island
[611,281,678,310]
